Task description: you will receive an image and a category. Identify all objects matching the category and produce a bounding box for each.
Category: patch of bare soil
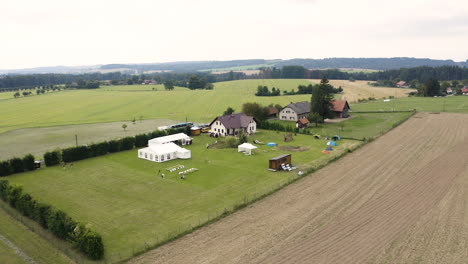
[279,145,310,152]
[129,112,468,264]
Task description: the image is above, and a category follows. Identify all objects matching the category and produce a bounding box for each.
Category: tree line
[255,83,343,96]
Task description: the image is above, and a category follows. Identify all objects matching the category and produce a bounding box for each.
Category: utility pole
[75,135,78,147]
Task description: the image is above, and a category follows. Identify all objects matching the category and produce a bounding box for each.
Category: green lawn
[0,119,179,160]
[270,112,414,140]
[100,84,186,91]
[351,96,468,113]
[0,80,312,134]
[6,130,359,262]
[0,207,73,264]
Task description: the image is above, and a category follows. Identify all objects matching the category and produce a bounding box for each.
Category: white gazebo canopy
[238,143,258,155]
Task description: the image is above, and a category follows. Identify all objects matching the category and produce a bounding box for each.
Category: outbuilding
[269,154,292,171]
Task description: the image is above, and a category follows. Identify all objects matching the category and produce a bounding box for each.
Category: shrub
[7,185,23,208]
[32,202,52,228]
[16,193,35,217]
[44,150,61,166]
[135,134,149,148]
[225,137,238,148]
[62,146,90,163]
[108,140,120,153]
[74,224,104,260]
[48,209,76,240]
[0,180,10,200]
[9,157,24,173]
[0,161,12,176]
[22,154,35,171]
[89,142,109,157]
[119,137,135,151]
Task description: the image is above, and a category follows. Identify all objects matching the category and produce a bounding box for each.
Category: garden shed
[269,154,292,171]
[238,143,257,155]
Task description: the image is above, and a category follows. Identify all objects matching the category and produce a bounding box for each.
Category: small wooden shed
[269,154,292,171]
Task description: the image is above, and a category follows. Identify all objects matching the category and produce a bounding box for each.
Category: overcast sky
[2,0,467,69]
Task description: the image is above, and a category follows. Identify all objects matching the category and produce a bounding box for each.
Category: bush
[0,161,12,176]
[48,209,76,240]
[44,150,61,166]
[225,137,238,148]
[9,157,24,173]
[32,202,52,228]
[22,154,35,171]
[135,134,149,148]
[0,180,10,200]
[62,146,90,163]
[16,193,35,217]
[108,140,120,153]
[7,185,23,208]
[89,142,109,157]
[119,137,135,151]
[74,224,104,260]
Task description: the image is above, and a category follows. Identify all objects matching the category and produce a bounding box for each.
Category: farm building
[148,133,192,146]
[139,133,192,162]
[268,106,279,119]
[330,100,351,118]
[462,87,468,95]
[269,154,292,171]
[396,81,409,88]
[209,113,257,136]
[296,117,310,128]
[279,101,311,121]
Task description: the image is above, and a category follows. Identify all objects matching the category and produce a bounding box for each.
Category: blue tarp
[267,142,277,147]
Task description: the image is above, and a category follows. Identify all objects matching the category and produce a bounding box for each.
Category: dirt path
[129,112,468,264]
[0,233,37,264]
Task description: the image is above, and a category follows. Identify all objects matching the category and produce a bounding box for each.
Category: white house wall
[211,121,228,135]
[279,108,298,121]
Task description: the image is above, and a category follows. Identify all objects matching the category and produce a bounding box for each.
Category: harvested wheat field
[308,79,415,102]
[130,112,468,264]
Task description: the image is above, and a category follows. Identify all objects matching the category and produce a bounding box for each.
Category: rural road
[130,112,468,264]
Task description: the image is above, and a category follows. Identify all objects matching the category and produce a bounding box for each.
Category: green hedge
[0,154,36,177]
[44,151,61,166]
[0,180,104,260]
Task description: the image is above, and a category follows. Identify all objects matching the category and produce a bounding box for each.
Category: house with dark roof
[268,106,279,118]
[330,100,351,118]
[279,101,311,121]
[209,113,257,136]
[280,100,351,121]
[296,117,310,128]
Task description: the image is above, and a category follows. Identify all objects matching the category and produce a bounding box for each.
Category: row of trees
[255,86,281,96]
[0,180,104,259]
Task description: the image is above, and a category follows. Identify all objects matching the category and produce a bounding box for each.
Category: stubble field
[130,112,468,264]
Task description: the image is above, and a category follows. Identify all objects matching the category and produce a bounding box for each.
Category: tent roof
[140,143,185,155]
[238,143,258,150]
[149,133,190,144]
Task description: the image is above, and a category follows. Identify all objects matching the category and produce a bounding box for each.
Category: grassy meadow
[0,80,314,134]
[0,206,73,264]
[272,112,414,140]
[0,119,179,160]
[351,96,468,113]
[6,131,359,261]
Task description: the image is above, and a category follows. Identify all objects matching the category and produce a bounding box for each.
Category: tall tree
[311,78,334,119]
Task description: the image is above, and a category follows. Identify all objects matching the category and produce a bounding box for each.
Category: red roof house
[330,100,351,118]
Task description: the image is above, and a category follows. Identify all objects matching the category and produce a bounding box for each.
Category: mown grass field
[308,79,415,102]
[0,80,313,134]
[6,130,359,262]
[351,96,468,113]
[0,119,178,160]
[0,206,73,264]
[271,112,414,140]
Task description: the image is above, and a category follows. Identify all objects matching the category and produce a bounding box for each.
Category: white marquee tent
[238,143,258,155]
[148,133,191,146]
[138,142,191,163]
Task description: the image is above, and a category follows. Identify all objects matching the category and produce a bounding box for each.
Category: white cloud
[1,0,467,69]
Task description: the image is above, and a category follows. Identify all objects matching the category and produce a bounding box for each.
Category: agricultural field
[0,80,312,134]
[131,112,468,264]
[352,95,468,113]
[0,119,179,160]
[100,84,185,91]
[0,205,73,264]
[271,111,413,140]
[5,130,359,262]
[308,79,415,102]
